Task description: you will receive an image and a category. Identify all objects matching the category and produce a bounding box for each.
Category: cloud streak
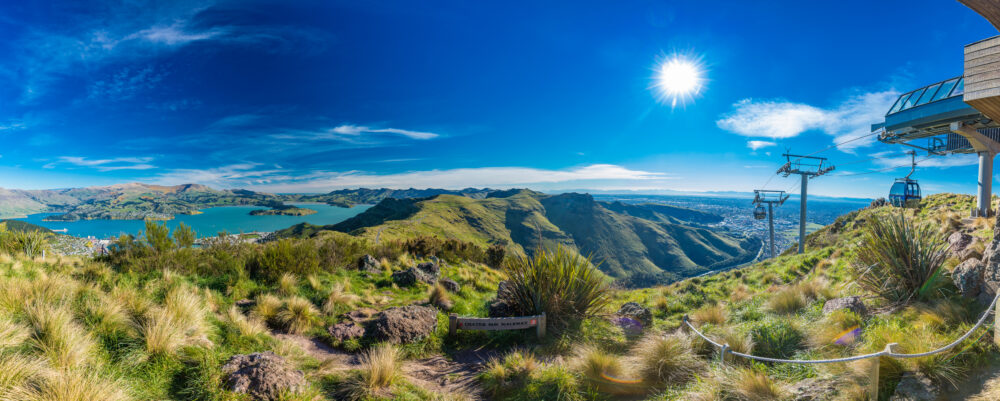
[716,89,899,152]
[747,140,775,150]
[45,156,156,172]
[331,124,440,140]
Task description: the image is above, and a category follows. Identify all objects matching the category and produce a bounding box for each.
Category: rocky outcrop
[822,296,868,317]
[616,302,653,328]
[328,322,364,342]
[889,371,938,401]
[356,254,382,274]
[221,352,305,400]
[391,261,440,287]
[487,280,523,318]
[948,232,975,253]
[364,305,438,344]
[343,308,378,323]
[981,240,1000,303]
[440,277,460,292]
[953,258,984,299]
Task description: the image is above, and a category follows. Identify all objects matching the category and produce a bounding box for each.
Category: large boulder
[416,262,440,281]
[364,305,438,344]
[889,371,938,401]
[328,322,364,342]
[356,254,382,273]
[616,302,653,328]
[981,240,1000,302]
[822,296,867,317]
[953,258,984,299]
[221,352,305,400]
[948,232,975,254]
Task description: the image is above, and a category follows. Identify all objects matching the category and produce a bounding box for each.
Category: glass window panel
[952,78,964,96]
[889,93,912,114]
[902,88,926,110]
[931,78,958,102]
[915,83,941,105]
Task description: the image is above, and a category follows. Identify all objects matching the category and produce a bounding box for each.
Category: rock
[948,232,975,254]
[616,302,653,328]
[959,245,983,262]
[221,352,305,401]
[869,198,887,208]
[391,262,440,287]
[364,305,438,344]
[981,240,1000,302]
[343,308,378,323]
[439,277,460,292]
[787,378,838,401]
[487,298,519,318]
[953,258,984,299]
[890,371,938,401]
[235,299,255,308]
[327,322,364,342]
[356,254,382,273]
[497,280,515,299]
[822,296,868,317]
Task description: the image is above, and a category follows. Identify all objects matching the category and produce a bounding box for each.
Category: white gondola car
[753,205,767,220]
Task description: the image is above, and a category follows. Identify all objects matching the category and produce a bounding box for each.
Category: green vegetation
[853,213,948,304]
[0,192,997,400]
[281,190,760,286]
[249,207,318,216]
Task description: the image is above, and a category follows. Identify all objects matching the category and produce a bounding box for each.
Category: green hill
[279,190,759,284]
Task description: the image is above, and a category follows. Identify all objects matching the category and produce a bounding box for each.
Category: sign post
[448,313,546,339]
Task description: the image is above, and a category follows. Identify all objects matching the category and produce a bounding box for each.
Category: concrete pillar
[978,151,995,217]
[799,174,807,254]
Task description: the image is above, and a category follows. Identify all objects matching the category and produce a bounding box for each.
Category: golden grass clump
[137,307,187,356]
[38,369,129,401]
[278,273,298,295]
[323,280,359,315]
[808,309,861,348]
[726,368,786,401]
[0,353,46,400]
[629,332,705,388]
[164,285,210,342]
[25,302,95,369]
[276,296,319,334]
[225,306,267,338]
[0,317,30,349]
[428,284,452,310]
[110,285,152,317]
[767,286,806,314]
[82,292,131,335]
[692,304,726,325]
[253,294,283,323]
[340,343,402,401]
[729,285,751,303]
[306,274,323,291]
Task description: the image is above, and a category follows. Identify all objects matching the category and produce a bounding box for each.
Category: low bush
[853,213,947,304]
[629,332,705,389]
[749,318,804,359]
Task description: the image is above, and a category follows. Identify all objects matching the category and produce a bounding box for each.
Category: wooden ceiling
[959,0,1000,32]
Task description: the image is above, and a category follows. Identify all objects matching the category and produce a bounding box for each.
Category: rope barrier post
[869,343,896,401]
[537,313,546,339]
[995,298,1000,347]
[719,344,729,365]
[681,315,690,333]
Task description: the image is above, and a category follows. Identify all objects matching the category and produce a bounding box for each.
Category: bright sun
[653,56,704,107]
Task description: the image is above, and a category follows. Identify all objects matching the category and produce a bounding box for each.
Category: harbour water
[14,203,371,238]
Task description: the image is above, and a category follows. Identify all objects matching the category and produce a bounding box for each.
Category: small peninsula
[249,207,317,216]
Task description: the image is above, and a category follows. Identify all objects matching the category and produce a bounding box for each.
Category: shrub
[692,304,726,325]
[172,223,196,248]
[486,244,506,268]
[767,287,806,314]
[853,213,947,304]
[750,319,804,359]
[144,220,175,253]
[276,296,319,334]
[629,332,705,389]
[339,343,401,401]
[502,246,611,331]
[249,239,321,282]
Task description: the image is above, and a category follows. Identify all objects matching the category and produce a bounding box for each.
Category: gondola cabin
[889,178,921,207]
[753,205,767,220]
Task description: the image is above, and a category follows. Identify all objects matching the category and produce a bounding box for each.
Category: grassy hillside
[44,183,285,221]
[280,190,759,285]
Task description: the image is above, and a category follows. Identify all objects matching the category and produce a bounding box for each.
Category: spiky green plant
[502,246,611,331]
[853,213,947,304]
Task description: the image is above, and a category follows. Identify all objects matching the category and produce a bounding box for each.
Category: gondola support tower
[777,154,835,254]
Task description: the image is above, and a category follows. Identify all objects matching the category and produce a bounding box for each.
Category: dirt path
[273,331,489,399]
[938,359,1000,400]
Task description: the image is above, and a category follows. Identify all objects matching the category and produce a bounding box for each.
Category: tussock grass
[25,302,95,369]
[339,343,402,401]
[276,296,319,334]
[629,332,704,388]
[428,284,452,310]
[726,368,785,401]
[164,285,210,343]
[82,292,130,335]
[480,349,539,397]
[323,280,359,315]
[279,273,298,295]
[225,306,267,338]
[692,304,726,325]
[306,274,323,291]
[0,318,30,349]
[0,353,46,400]
[767,287,806,314]
[137,307,187,356]
[729,284,751,303]
[253,294,283,323]
[38,369,129,401]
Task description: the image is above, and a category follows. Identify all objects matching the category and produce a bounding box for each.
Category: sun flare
[652,56,704,107]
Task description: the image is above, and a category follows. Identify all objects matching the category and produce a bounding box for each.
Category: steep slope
[290,187,495,207]
[600,200,723,225]
[281,190,759,284]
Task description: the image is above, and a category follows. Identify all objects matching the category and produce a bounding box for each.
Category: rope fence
[681,291,1000,399]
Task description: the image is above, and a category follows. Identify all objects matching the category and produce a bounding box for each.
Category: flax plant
[853,213,947,304]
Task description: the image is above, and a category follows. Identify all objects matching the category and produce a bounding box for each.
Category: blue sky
[0,0,996,197]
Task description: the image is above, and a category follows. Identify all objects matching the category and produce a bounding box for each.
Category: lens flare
[833,325,861,345]
[651,54,706,107]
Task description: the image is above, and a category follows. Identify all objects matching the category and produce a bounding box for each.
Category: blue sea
[14,203,371,239]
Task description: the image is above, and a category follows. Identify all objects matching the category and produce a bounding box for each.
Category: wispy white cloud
[869,151,978,170]
[45,156,156,172]
[126,21,223,46]
[747,140,775,150]
[152,163,674,192]
[88,65,167,101]
[716,89,899,152]
[331,124,439,140]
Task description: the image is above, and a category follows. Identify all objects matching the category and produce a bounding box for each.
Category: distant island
[249,206,317,216]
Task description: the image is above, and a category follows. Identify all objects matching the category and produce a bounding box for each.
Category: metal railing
[681,291,1000,399]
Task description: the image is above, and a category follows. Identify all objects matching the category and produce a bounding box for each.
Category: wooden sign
[448,313,546,338]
